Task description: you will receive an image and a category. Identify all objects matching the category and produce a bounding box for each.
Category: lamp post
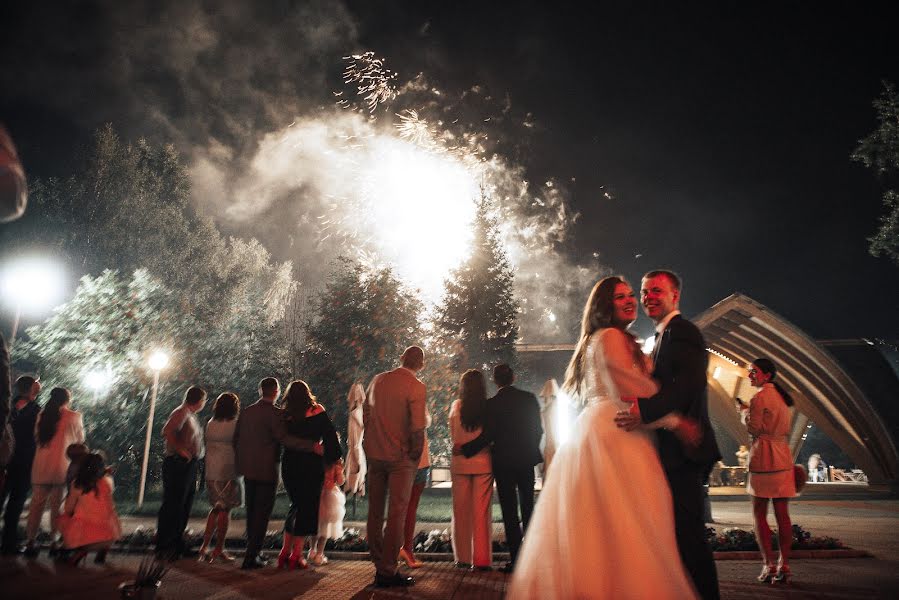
[137,350,169,509]
[1,256,65,349]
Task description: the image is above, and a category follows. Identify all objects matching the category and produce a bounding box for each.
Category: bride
[507,276,698,599]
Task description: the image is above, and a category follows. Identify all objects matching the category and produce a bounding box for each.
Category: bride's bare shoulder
[596,327,630,344]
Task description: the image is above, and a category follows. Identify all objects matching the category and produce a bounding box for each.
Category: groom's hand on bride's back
[614,406,642,431]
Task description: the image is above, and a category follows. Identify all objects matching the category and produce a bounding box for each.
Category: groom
[616,270,721,600]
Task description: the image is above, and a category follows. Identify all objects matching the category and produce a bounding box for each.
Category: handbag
[793,464,808,494]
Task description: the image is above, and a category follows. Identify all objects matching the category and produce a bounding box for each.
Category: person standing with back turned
[458,363,543,573]
[363,346,428,588]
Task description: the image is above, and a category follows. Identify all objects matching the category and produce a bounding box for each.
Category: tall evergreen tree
[436,194,519,372]
[298,258,425,442]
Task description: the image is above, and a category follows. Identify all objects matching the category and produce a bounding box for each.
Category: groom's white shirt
[654,309,681,335]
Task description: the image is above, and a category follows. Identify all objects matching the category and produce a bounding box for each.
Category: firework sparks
[342,52,398,113]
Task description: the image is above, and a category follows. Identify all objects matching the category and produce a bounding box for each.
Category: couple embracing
[508,270,721,600]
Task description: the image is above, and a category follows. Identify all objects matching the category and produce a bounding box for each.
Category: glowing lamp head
[0,256,66,314]
[148,351,169,371]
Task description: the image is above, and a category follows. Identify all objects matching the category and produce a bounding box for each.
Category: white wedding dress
[506,328,698,599]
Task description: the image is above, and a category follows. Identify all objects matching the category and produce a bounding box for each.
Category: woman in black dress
[278,380,341,569]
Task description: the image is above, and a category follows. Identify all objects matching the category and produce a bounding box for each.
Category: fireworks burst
[341,52,398,113]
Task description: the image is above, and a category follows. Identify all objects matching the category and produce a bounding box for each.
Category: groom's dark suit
[461,385,543,567]
[638,314,721,600]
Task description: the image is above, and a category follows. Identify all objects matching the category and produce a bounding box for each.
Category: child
[58,452,122,565]
[65,443,89,488]
[308,458,346,566]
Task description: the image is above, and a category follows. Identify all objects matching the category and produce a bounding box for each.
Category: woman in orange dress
[744,358,797,584]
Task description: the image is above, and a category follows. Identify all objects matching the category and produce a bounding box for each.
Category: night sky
[2,2,898,340]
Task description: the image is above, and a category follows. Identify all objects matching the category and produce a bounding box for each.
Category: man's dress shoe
[241,555,270,570]
[374,572,415,587]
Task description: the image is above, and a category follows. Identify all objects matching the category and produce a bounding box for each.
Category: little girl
[308,458,346,565]
[58,452,122,565]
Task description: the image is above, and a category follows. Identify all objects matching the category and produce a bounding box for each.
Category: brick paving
[2,496,898,598]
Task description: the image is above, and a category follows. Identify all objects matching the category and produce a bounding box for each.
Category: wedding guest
[155,386,207,560]
[278,381,341,570]
[0,375,41,554]
[58,452,121,565]
[234,378,322,570]
[399,406,431,569]
[458,363,543,573]
[309,457,346,566]
[364,346,428,588]
[343,384,367,497]
[65,443,89,488]
[25,387,85,557]
[736,444,749,468]
[198,392,241,563]
[743,358,797,584]
[449,369,494,570]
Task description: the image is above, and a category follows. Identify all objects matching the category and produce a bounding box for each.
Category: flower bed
[110,523,855,558]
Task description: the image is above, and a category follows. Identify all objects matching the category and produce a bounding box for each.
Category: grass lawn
[117,489,506,523]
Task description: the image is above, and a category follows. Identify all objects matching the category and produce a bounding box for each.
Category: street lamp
[0,256,65,347]
[137,350,169,509]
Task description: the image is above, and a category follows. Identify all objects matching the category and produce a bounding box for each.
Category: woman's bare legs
[399,480,425,565]
[290,535,307,568]
[198,508,218,559]
[752,496,775,580]
[772,498,792,575]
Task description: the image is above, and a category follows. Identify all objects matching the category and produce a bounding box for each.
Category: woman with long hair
[278,380,341,569]
[449,369,493,570]
[25,387,84,557]
[198,392,242,563]
[508,276,698,599]
[744,358,797,584]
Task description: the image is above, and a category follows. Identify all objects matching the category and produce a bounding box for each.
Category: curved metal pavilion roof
[694,294,899,487]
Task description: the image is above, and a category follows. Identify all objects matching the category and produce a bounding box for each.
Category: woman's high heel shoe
[772,565,792,584]
[210,549,235,563]
[68,550,88,567]
[757,564,775,583]
[398,547,423,568]
[277,548,291,569]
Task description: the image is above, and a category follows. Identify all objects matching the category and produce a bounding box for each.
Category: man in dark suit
[234,377,321,569]
[616,270,721,600]
[458,363,542,573]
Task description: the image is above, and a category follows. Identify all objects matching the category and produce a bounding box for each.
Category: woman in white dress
[507,276,698,599]
[198,392,242,563]
[25,387,85,556]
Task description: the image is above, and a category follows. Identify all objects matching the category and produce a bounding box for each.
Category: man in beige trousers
[363,346,427,588]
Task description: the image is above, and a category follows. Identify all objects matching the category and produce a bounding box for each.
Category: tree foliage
[436,195,519,372]
[297,258,425,444]
[17,268,292,493]
[852,81,899,265]
[3,125,302,494]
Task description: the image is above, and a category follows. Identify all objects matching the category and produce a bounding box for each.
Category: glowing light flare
[0,256,66,314]
[554,390,575,447]
[355,137,479,302]
[148,351,170,372]
[84,368,112,391]
[642,336,656,355]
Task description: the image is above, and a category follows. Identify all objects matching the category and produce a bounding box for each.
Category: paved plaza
[2,495,898,599]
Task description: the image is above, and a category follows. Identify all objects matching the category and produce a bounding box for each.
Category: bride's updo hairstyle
[563,276,628,397]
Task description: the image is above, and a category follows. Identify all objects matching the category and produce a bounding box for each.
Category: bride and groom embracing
[508,270,722,600]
